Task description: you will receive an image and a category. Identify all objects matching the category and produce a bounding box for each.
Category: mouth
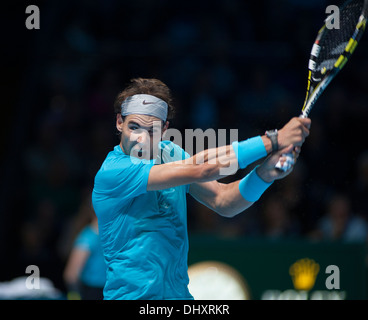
[131,145,147,158]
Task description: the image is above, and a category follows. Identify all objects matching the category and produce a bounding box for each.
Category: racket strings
[314,0,364,73]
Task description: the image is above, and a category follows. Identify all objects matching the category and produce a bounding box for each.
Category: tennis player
[92,78,311,300]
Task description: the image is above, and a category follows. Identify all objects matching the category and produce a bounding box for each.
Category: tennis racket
[276,0,368,171]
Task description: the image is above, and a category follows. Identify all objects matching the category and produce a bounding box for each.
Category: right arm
[147,116,311,191]
[147,145,239,191]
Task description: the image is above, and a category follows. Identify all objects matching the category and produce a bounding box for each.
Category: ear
[162,121,169,136]
[116,114,123,132]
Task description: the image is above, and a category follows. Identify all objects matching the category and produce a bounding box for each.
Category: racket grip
[275,153,295,172]
[274,113,307,171]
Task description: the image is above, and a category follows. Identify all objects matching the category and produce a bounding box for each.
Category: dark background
[1,0,367,294]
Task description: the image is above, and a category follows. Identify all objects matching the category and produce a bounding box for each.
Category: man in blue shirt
[92,78,311,299]
[63,212,106,300]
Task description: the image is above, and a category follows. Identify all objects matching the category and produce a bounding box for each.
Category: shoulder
[95,145,153,181]
[75,226,96,249]
[99,145,135,170]
[93,145,154,200]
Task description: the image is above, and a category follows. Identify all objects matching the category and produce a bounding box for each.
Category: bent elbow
[217,208,239,218]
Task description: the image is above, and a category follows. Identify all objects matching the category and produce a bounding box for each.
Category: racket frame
[301,0,368,117]
[275,0,368,171]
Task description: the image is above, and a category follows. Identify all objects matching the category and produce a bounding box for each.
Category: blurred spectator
[309,193,368,243]
[24,110,82,217]
[63,200,106,300]
[190,70,219,130]
[234,66,288,127]
[352,151,368,220]
[17,199,64,288]
[257,194,301,240]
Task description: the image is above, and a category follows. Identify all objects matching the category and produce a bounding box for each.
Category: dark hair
[114,78,175,120]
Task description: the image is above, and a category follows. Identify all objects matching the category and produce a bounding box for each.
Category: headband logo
[142,100,154,105]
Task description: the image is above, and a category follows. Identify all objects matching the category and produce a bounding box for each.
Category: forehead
[124,114,163,127]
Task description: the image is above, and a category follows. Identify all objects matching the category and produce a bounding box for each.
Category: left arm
[189,179,250,218]
[63,248,90,287]
[189,145,296,218]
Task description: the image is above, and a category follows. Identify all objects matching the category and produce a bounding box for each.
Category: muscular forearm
[190,145,238,172]
[191,145,235,163]
[214,181,254,217]
[189,138,270,174]
[147,152,237,191]
[208,166,274,218]
[149,138,269,191]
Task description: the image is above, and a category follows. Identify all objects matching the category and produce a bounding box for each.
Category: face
[117,114,169,160]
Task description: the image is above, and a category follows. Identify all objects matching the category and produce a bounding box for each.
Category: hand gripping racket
[276,0,368,171]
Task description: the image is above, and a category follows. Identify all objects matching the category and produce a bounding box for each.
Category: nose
[136,130,149,144]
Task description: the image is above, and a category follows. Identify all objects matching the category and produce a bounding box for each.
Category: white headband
[121,94,168,121]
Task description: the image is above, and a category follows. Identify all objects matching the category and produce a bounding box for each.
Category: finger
[293,149,299,160]
[277,154,294,172]
[301,125,310,138]
[295,146,301,154]
[295,118,311,138]
[279,144,294,155]
[287,153,295,167]
[299,117,312,130]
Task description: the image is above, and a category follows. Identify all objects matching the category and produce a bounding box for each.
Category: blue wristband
[238,166,273,202]
[232,136,267,169]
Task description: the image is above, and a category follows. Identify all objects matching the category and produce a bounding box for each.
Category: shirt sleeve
[74,227,93,251]
[94,155,154,201]
[157,140,191,193]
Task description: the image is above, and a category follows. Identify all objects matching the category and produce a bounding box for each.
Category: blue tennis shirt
[74,225,106,288]
[92,141,193,300]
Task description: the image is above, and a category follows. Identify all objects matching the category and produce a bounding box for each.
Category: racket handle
[275,153,294,172]
[275,113,306,172]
